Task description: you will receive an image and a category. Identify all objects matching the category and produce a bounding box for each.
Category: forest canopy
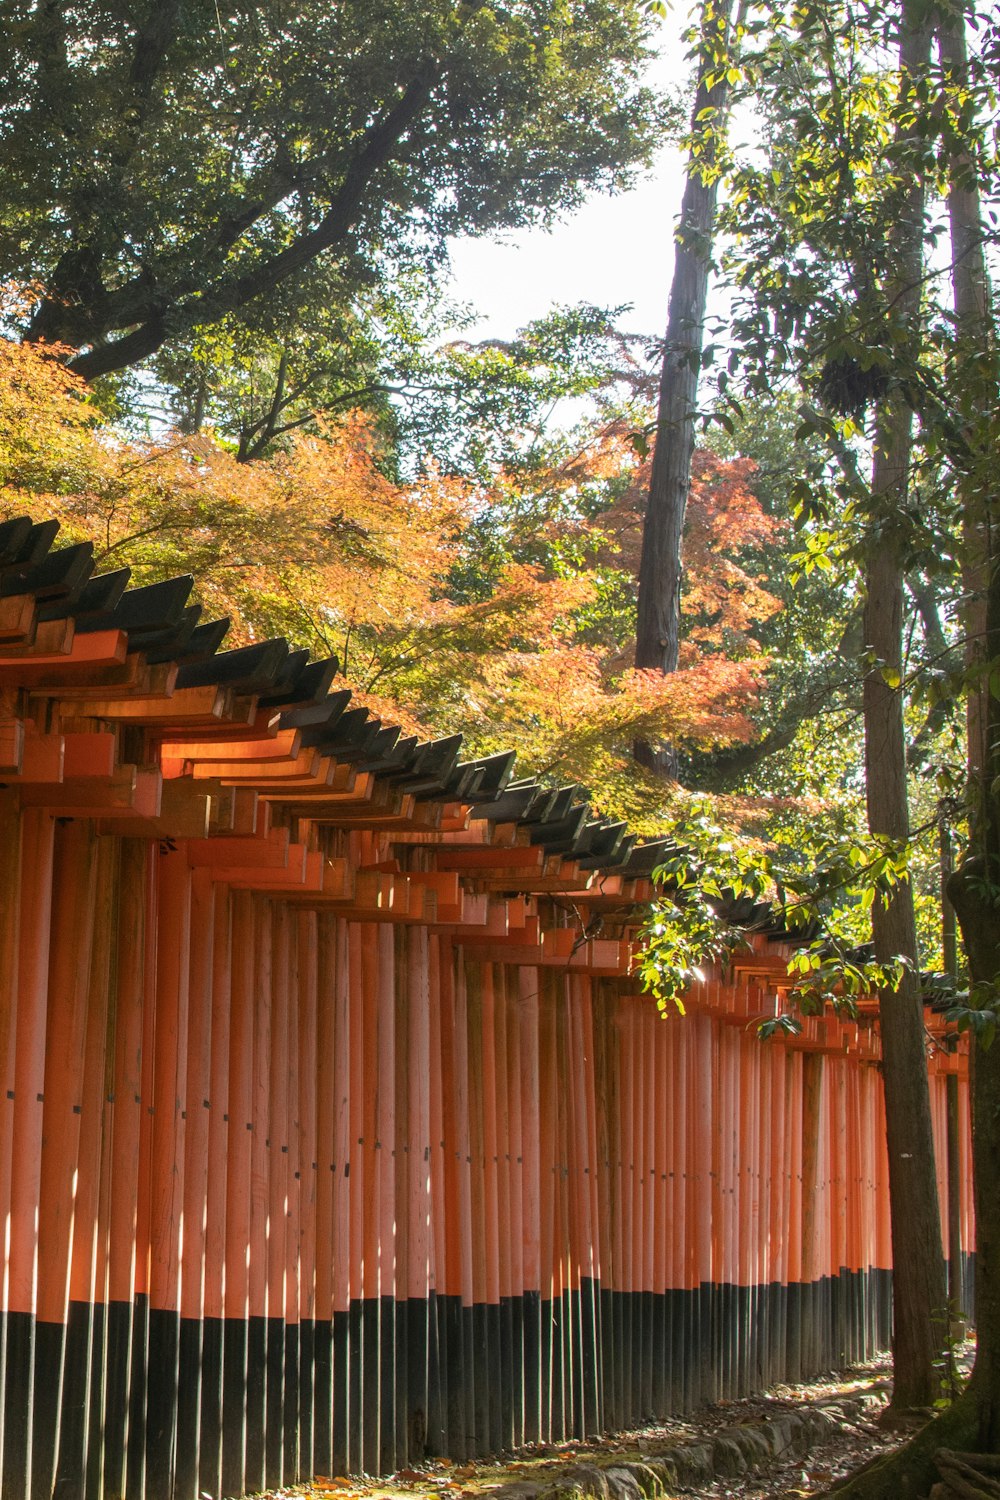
[0,0,667,377]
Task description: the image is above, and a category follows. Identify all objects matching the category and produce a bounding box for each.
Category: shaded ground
[255,1355,946,1500]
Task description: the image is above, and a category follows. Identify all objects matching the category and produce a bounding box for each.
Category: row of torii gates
[0,517,972,1500]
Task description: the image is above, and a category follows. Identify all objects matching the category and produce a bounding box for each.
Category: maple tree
[0,300,784,832]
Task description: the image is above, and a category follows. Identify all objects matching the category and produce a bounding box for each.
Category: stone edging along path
[483,1392,888,1500]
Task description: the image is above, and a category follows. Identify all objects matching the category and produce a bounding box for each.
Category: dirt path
[257,1358,920,1500]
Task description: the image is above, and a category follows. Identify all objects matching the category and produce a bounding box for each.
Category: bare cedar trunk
[864,438,948,1411]
[937,0,1000,1445]
[633,0,740,775]
[825,6,999,1489]
[937,0,994,788]
[862,0,947,1414]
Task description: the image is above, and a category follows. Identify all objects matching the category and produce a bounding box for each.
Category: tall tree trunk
[937,0,994,793]
[864,440,949,1412]
[634,0,741,775]
[862,0,948,1413]
[811,9,1000,1488]
[938,0,1000,1442]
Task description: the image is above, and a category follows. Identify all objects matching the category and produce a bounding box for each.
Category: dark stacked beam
[0,517,973,1500]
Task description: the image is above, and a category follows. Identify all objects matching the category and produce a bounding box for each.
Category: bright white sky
[445,12,694,342]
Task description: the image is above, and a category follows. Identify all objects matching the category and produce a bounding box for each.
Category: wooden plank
[62,731,117,779]
[0,593,37,643]
[186,828,292,869]
[161,728,302,768]
[0,717,25,775]
[72,683,235,723]
[0,616,74,659]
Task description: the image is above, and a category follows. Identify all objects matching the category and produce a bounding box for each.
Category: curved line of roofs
[0,513,811,948]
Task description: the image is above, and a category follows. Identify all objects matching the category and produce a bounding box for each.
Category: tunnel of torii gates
[0,516,973,1500]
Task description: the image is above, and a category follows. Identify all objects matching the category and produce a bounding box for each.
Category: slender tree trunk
[634,0,741,775]
[937,0,1000,1440]
[825,6,999,1485]
[862,0,948,1413]
[864,464,949,1411]
[937,0,995,792]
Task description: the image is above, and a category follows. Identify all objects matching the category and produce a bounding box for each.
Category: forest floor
[254,1348,977,1500]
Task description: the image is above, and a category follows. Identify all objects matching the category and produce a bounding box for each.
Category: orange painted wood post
[200,882,233,1498]
[145,843,192,1500]
[617,997,634,1428]
[91,837,146,1498]
[717,1027,734,1399]
[127,839,161,1500]
[335,915,357,1474]
[404,926,432,1462]
[296,910,319,1483]
[662,1016,678,1411]
[264,903,290,1487]
[491,963,515,1450]
[6,807,55,1500]
[518,964,542,1447]
[749,1033,763,1389]
[244,894,272,1493]
[633,998,651,1418]
[571,976,600,1434]
[651,1002,668,1415]
[453,947,476,1457]
[556,975,574,1440]
[175,862,215,1500]
[959,1070,973,1312]
[375,923,397,1475]
[756,1040,772,1383]
[873,1074,893,1350]
[671,1016,689,1410]
[767,1046,788,1384]
[484,963,506,1450]
[831,1059,848,1361]
[821,1057,835,1366]
[65,834,119,1500]
[610,994,626,1423]
[851,1062,863,1368]
[34,820,99,1499]
[348,920,370,1473]
[536,968,557,1442]
[426,934,447,1454]
[394,924,412,1468]
[390,927,409,1470]
[221,889,256,1499]
[800,1053,824,1376]
[582,981,604,1433]
[313,914,340,1475]
[857,1057,869,1355]
[284,911,304,1483]
[0,790,22,1494]
[692,1014,714,1407]
[436,938,466,1456]
[504,965,526,1449]
[464,956,489,1452]
[562,976,582,1438]
[786,1051,805,1382]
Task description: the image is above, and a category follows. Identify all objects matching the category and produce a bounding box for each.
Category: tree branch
[67,58,444,379]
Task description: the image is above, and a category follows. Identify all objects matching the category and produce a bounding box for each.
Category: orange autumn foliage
[0,321,783,824]
[602,443,784,657]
